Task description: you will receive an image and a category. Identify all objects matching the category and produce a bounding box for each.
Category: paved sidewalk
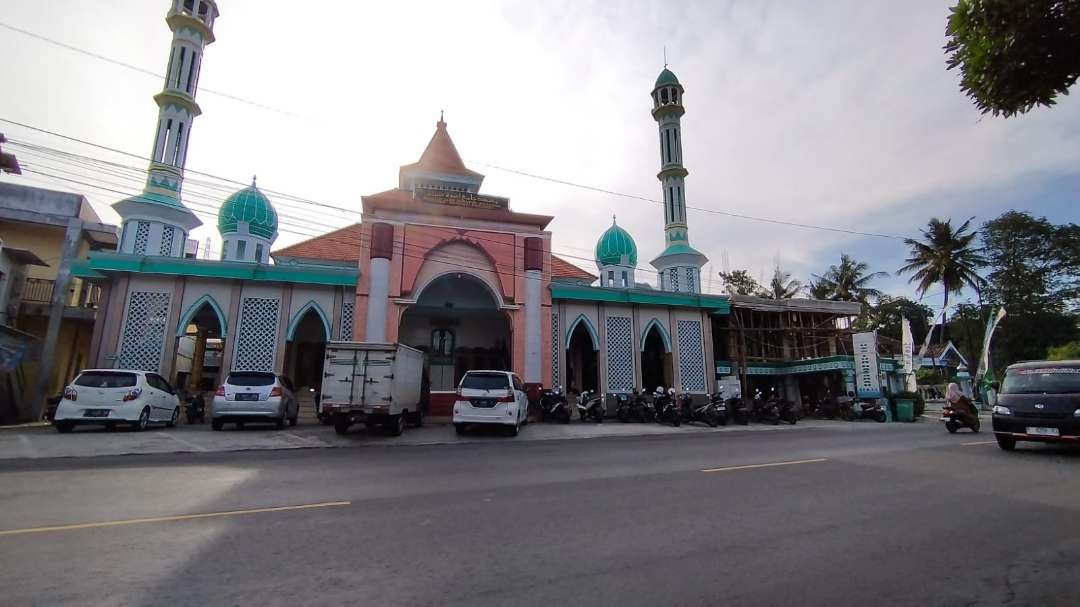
[0,416,925,460]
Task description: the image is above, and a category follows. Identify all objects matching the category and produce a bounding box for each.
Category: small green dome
[595,219,638,266]
[218,180,277,239]
[655,68,680,88]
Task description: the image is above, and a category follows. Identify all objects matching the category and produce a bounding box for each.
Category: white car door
[513,375,527,424]
[148,374,170,420]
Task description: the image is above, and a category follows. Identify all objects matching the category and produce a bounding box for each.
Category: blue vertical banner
[853,332,882,398]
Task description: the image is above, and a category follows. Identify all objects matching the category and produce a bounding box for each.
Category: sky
[1,0,1078,309]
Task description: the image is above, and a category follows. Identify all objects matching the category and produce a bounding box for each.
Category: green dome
[595,219,638,266]
[218,180,278,239]
[655,68,680,88]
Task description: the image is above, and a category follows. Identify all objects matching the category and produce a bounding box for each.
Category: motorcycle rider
[945,382,977,427]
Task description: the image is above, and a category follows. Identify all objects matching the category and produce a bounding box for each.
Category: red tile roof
[271,223,362,263]
[552,255,596,281]
[399,119,483,179]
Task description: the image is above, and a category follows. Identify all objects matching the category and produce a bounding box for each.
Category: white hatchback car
[452,370,529,436]
[54,369,181,432]
[211,371,298,430]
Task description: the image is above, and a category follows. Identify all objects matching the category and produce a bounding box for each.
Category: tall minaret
[113,0,219,258]
[649,67,707,293]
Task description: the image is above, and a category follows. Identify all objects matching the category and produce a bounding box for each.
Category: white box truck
[320,342,426,436]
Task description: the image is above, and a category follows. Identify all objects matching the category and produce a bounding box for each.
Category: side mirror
[991,381,1000,391]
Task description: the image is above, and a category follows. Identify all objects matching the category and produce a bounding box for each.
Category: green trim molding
[716,355,901,377]
[75,252,358,286]
[551,284,730,313]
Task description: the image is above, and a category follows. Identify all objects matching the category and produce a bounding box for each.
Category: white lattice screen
[677,319,706,392]
[685,268,696,293]
[669,268,680,292]
[233,297,280,371]
[117,291,170,371]
[606,316,634,392]
[159,225,175,256]
[550,311,560,387]
[340,300,354,340]
[133,221,150,255]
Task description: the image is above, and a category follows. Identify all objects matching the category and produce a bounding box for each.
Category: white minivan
[452,370,528,436]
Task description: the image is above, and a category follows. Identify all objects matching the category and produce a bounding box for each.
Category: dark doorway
[641,325,673,393]
[565,321,598,394]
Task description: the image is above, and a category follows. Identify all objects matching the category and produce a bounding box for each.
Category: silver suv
[211,372,298,430]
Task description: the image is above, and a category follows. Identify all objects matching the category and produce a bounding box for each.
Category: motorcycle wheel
[790,415,798,425]
[945,421,959,434]
[561,410,571,424]
[672,414,681,427]
[875,411,886,423]
[617,408,629,422]
[706,413,718,428]
[971,419,980,433]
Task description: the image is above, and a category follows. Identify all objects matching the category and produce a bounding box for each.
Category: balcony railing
[21,278,101,308]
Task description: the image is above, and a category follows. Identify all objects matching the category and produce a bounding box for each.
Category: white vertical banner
[976,307,1007,380]
[853,331,882,398]
[901,318,917,392]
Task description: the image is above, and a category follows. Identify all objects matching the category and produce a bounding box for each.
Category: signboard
[415,187,509,211]
[852,332,882,398]
[901,318,917,392]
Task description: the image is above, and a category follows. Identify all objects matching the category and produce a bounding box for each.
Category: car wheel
[945,421,959,434]
[133,408,150,432]
[413,408,424,428]
[289,413,298,427]
[105,422,117,431]
[236,422,245,430]
[211,419,224,431]
[455,423,467,435]
[55,421,74,433]
[507,423,520,437]
[166,407,180,428]
[390,414,406,437]
[334,420,350,435]
[996,435,1016,451]
[275,412,286,430]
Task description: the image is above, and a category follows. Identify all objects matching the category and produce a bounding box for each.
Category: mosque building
[75,1,906,417]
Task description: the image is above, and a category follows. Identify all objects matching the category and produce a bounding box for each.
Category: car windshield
[74,372,138,388]
[460,373,510,391]
[228,372,276,386]
[1001,367,1080,395]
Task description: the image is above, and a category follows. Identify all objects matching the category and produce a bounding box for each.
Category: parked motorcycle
[941,403,980,433]
[185,393,206,425]
[576,390,605,423]
[617,389,656,422]
[653,387,681,426]
[680,392,718,427]
[855,400,887,423]
[729,395,751,425]
[751,390,780,425]
[539,386,571,423]
[708,392,729,426]
[778,398,799,425]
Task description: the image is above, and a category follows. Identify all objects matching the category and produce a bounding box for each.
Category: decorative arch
[411,269,504,310]
[640,318,672,353]
[175,294,227,337]
[405,234,510,299]
[286,300,332,341]
[565,314,600,351]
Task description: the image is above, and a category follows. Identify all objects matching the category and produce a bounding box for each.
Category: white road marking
[702,458,828,473]
[0,501,352,537]
[961,440,996,446]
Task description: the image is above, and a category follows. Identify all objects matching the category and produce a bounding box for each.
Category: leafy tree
[858,295,933,343]
[1047,341,1080,360]
[898,217,987,320]
[767,266,802,299]
[945,0,1080,117]
[811,254,886,304]
[719,270,765,296]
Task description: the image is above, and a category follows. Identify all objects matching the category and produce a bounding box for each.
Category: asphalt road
[1,422,1078,606]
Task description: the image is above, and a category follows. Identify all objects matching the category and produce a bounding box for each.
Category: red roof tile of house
[399,119,483,179]
[271,223,362,263]
[552,255,596,281]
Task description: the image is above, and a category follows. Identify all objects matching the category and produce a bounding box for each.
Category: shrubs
[888,391,926,419]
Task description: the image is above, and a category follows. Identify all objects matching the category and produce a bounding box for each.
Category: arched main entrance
[641,322,673,393]
[284,305,330,397]
[399,273,511,413]
[172,297,226,396]
[565,317,598,394]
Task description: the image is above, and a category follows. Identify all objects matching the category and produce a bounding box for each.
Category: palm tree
[897,217,987,318]
[811,254,887,304]
[767,266,802,299]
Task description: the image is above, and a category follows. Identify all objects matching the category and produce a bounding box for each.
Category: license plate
[1026,427,1060,437]
[84,409,110,418]
[235,393,259,401]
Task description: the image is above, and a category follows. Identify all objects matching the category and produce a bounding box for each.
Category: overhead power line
[0,21,299,117]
